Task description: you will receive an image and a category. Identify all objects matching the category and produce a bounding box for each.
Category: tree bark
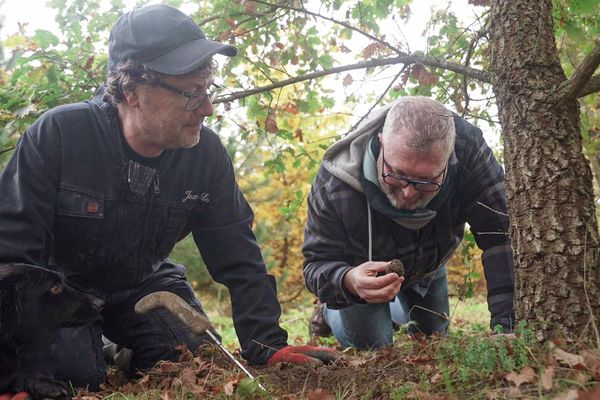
[489,0,600,342]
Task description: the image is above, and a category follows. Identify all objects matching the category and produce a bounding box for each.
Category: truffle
[385,259,405,277]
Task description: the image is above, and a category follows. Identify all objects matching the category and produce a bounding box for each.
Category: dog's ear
[0,263,46,290]
[0,264,37,330]
[0,284,19,332]
[0,264,30,287]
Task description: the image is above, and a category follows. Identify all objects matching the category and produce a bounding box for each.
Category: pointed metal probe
[135,291,265,391]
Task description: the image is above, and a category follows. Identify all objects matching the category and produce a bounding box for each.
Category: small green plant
[234,377,269,399]
[389,383,414,400]
[438,322,536,383]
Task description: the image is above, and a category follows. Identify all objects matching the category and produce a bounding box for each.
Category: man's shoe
[309,300,332,338]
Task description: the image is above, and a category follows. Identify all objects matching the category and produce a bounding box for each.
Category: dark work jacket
[303,105,515,331]
[0,90,287,364]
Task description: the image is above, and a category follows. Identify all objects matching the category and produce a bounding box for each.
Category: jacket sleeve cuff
[332,266,367,308]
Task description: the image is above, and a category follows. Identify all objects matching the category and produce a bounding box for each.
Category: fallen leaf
[180,366,197,386]
[578,383,600,400]
[307,389,335,400]
[404,355,435,364]
[158,362,178,373]
[506,387,522,398]
[582,350,600,379]
[552,389,578,400]
[160,390,173,400]
[223,377,240,396]
[506,366,536,387]
[430,372,443,384]
[406,389,445,399]
[553,348,584,369]
[541,366,555,391]
[347,357,370,367]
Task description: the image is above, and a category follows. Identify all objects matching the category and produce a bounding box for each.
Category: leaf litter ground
[74,332,600,400]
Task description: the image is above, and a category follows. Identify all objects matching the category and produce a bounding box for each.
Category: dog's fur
[0,263,103,399]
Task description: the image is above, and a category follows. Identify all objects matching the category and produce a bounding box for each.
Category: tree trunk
[488,0,600,342]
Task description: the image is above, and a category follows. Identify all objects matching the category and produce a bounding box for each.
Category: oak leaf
[552,389,579,400]
[411,64,438,86]
[506,366,536,387]
[582,350,600,379]
[363,42,380,59]
[265,113,278,133]
[160,390,173,400]
[343,73,353,86]
[223,377,241,396]
[553,348,584,369]
[541,366,555,391]
[578,384,600,400]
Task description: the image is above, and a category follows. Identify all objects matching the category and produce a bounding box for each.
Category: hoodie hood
[322,104,392,192]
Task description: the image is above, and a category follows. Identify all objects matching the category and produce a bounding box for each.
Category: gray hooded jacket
[302,105,515,331]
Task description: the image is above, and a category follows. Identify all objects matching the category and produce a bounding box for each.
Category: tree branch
[347,66,406,133]
[252,0,405,55]
[577,74,600,98]
[216,55,488,104]
[555,40,600,101]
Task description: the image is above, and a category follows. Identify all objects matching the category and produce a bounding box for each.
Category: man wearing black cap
[0,4,336,398]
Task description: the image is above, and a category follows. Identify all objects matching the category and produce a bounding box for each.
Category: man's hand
[343,261,404,303]
[0,392,30,400]
[267,345,341,366]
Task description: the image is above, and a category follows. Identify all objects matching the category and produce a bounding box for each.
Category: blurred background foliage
[0,0,598,325]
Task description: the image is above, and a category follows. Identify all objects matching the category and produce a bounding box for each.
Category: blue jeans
[324,266,450,349]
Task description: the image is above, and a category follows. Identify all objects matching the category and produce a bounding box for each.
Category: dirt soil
[75,337,600,400]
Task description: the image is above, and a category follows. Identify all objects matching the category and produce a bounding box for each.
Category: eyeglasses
[381,146,446,192]
[156,81,222,111]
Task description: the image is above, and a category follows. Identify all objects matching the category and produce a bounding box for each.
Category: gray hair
[381,96,455,157]
[104,58,217,107]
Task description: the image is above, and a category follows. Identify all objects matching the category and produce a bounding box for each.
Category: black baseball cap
[108,4,237,75]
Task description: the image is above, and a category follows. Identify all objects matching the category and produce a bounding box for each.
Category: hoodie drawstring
[367,202,373,262]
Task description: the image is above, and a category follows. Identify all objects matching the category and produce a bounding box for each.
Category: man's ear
[122,86,140,108]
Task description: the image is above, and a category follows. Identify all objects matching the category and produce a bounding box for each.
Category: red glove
[0,392,30,400]
[267,345,340,366]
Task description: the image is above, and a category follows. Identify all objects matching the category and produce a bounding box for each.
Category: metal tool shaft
[204,330,265,390]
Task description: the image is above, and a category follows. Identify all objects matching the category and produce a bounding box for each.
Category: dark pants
[26,263,213,390]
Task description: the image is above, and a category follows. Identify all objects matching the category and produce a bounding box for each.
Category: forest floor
[73,296,600,400]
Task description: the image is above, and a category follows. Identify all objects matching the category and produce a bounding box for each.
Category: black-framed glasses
[156,81,222,111]
[381,146,446,192]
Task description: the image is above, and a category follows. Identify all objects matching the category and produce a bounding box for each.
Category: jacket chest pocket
[53,187,110,268]
[152,198,206,260]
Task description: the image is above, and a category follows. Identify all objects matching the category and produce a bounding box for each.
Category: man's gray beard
[380,182,436,210]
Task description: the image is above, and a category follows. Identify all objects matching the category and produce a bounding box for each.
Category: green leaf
[34,30,59,49]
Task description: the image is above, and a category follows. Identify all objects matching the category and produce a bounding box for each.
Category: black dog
[0,263,103,399]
